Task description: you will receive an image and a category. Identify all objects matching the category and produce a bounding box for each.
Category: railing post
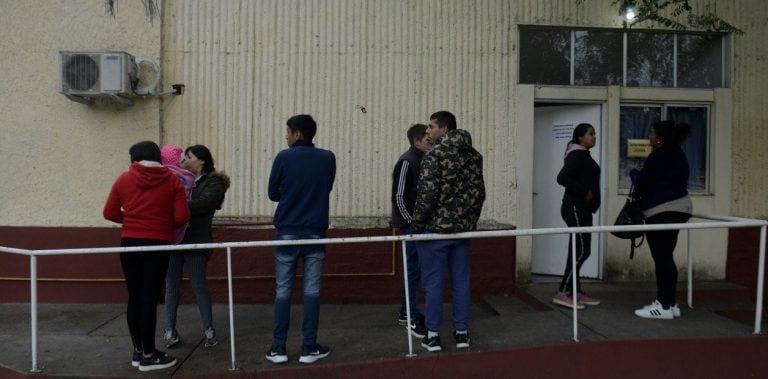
[401,239,415,357]
[571,233,579,342]
[687,229,693,308]
[226,247,239,370]
[755,225,766,335]
[30,254,41,372]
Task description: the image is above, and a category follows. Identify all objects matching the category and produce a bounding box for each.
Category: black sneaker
[421,335,442,352]
[397,312,408,325]
[131,351,141,368]
[138,351,177,372]
[408,319,427,338]
[454,331,470,349]
[265,345,288,364]
[299,344,330,364]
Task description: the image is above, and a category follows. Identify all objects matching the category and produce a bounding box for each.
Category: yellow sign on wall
[627,139,652,158]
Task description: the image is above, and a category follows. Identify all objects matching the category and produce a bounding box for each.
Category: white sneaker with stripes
[634,300,674,319]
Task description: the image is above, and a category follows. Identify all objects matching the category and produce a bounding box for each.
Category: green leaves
[577,0,745,35]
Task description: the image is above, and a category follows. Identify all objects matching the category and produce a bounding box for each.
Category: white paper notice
[552,123,575,140]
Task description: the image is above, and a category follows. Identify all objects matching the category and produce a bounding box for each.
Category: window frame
[617,102,712,194]
[518,25,728,89]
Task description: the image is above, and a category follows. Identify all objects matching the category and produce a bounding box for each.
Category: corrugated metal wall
[718,1,768,217]
[162,0,515,222]
[162,0,768,222]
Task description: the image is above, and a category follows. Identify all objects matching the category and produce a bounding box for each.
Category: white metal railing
[0,213,765,372]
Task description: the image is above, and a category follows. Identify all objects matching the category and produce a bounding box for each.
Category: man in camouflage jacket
[412,111,485,353]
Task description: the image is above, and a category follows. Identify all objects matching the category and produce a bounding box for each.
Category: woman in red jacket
[103,141,190,372]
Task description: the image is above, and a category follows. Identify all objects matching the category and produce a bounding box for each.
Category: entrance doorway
[531,104,603,277]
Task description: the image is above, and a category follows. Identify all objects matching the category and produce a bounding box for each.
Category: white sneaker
[634,300,674,319]
[672,304,681,318]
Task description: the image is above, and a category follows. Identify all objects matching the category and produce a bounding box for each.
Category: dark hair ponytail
[570,123,593,145]
[653,120,691,145]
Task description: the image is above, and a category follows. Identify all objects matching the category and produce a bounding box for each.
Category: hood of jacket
[208,170,232,190]
[433,129,474,151]
[129,161,174,189]
[563,142,587,160]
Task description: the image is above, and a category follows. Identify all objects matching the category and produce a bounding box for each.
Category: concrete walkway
[1,281,766,378]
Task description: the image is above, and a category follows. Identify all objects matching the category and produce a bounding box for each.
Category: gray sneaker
[164,329,181,349]
[203,327,218,348]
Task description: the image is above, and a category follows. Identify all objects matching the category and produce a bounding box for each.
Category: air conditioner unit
[59,51,137,97]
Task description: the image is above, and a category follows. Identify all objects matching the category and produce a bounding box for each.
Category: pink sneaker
[552,292,585,309]
[577,293,601,306]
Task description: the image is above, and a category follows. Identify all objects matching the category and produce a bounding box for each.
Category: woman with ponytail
[553,123,601,309]
[630,121,692,319]
[163,145,230,348]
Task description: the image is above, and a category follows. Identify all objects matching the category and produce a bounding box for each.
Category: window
[574,30,623,86]
[519,28,570,85]
[626,32,674,87]
[618,104,709,192]
[677,34,724,88]
[519,26,726,88]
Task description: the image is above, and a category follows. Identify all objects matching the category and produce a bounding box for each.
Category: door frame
[514,84,615,282]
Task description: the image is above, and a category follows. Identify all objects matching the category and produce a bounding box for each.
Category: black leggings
[558,203,593,294]
[120,238,170,354]
[644,212,691,307]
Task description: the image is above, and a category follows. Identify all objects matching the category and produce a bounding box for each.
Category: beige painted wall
[0,0,162,227]
[1,0,766,281]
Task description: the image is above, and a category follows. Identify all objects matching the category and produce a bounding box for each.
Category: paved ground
[0,281,766,378]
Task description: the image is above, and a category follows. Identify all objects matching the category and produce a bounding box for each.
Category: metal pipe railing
[0,212,765,372]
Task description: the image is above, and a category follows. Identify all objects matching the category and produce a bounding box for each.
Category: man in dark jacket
[412,111,485,352]
[265,114,336,365]
[391,123,431,337]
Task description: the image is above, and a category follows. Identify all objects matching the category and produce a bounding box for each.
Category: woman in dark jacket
[630,121,692,319]
[553,123,601,309]
[163,145,230,347]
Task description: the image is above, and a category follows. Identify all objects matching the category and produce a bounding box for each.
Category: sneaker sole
[634,310,674,319]
[165,339,180,349]
[456,342,470,349]
[299,352,330,364]
[421,343,442,352]
[552,298,585,310]
[204,340,218,348]
[138,359,177,372]
[266,355,288,364]
[579,300,601,306]
[398,319,408,326]
[131,361,139,368]
[408,327,426,339]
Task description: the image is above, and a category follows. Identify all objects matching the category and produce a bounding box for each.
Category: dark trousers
[558,203,593,294]
[399,227,422,321]
[644,212,691,307]
[120,238,170,354]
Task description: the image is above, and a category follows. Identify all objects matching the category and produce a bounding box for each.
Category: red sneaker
[552,292,585,309]
[577,293,601,306]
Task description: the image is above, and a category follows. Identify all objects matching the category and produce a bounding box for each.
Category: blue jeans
[164,251,214,333]
[417,238,471,333]
[399,227,422,321]
[272,234,325,347]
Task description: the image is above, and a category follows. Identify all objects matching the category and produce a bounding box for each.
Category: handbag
[612,185,644,259]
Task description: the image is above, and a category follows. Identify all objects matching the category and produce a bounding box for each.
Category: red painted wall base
[0,226,516,304]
